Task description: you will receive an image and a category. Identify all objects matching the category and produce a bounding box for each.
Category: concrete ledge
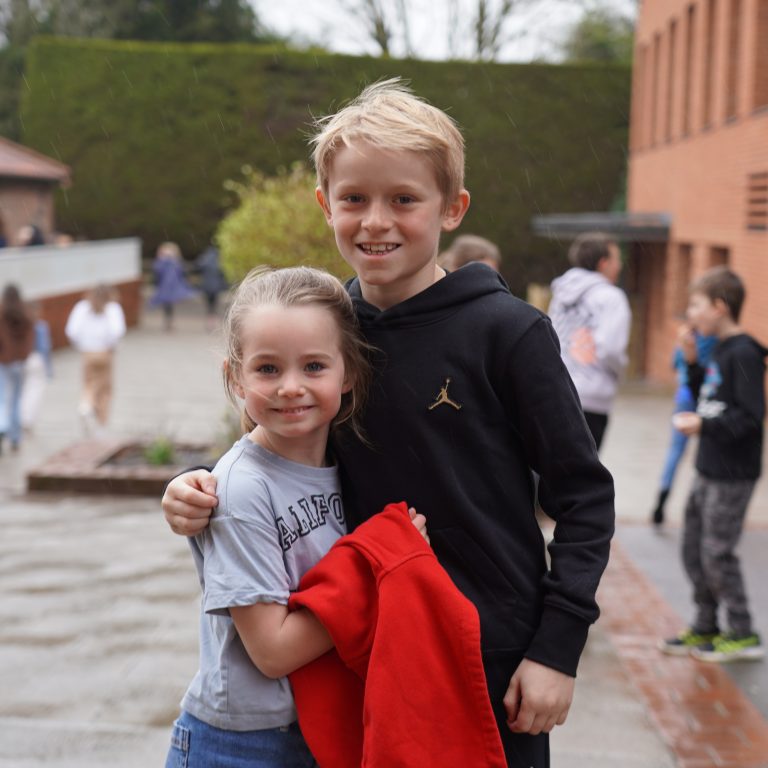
[26,439,212,496]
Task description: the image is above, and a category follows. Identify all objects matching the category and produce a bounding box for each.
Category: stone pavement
[1,295,767,767]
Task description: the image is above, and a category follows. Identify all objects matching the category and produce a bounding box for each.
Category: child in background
[65,285,126,436]
[149,241,196,331]
[165,265,426,767]
[439,233,501,272]
[660,267,766,661]
[0,283,34,453]
[163,80,615,767]
[195,243,228,331]
[650,327,716,526]
[20,302,53,434]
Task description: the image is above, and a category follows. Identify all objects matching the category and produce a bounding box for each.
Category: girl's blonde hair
[222,266,372,438]
[310,78,465,211]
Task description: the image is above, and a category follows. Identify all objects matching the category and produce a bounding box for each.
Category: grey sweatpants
[682,474,756,636]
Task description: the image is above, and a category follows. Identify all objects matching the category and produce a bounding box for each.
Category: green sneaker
[658,628,719,656]
[690,633,765,662]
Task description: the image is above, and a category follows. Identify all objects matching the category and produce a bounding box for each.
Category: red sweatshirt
[288,502,506,768]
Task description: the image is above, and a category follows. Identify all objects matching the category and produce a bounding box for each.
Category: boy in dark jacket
[162,79,615,767]
[660,267,766,662]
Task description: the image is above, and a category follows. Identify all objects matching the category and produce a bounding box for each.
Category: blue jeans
[0,361,25,445]
[659,388,695,491]
[165,711,317,768]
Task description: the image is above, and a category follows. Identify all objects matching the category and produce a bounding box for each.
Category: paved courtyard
[1,296,766,766]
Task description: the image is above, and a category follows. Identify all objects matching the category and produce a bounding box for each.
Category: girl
[65,284,126,436]
[0,283,34,454]
[149,241,196,331]
[166,266,423,768]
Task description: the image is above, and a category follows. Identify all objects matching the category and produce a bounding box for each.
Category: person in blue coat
[650,329,716,526]
[149,242,196,331]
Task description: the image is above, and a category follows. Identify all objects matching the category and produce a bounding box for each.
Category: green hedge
[20,37,630,292]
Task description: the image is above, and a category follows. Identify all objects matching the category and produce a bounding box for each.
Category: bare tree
[340,0,396,56]
[331,0,636,62]
[471,0,516,60]
[339,0,524,61]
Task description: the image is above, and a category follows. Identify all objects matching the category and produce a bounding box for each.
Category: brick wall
[628,0,768,383]
[0,179,56,244]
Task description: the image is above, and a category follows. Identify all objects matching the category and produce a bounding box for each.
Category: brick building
[628,0,768,383]
[0,136,71,244]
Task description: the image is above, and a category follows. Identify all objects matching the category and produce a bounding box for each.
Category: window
[725,0,742,119]
[673,243,693,315]
[682,4,696,135]
[708,246,729,267]
[702,0,717,127]
[652,32,662,145]
[754,0,768,110]
[666,18,678,141]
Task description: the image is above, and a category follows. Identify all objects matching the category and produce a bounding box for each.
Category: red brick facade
[628,0,768,383]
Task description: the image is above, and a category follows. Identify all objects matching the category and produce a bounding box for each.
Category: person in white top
[65,284,126,434]
[548,233,632,451]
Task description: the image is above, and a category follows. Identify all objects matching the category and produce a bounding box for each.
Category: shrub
[216,162,350,282]
[143,436,177,466]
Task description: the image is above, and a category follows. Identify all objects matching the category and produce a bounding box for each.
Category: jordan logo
[428,377,462,411]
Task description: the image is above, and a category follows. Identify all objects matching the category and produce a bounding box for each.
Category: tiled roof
[0,136,71,184]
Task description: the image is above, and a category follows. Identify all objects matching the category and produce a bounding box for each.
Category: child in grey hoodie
[548,233,632,450]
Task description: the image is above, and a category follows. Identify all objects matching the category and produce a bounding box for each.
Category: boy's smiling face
[317,140,469,310]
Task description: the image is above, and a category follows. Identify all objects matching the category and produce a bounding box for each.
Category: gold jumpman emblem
[428,377,462,411]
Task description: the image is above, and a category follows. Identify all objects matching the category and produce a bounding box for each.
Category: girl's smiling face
[234,303,351,466]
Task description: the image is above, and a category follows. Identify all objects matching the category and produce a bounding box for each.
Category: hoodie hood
[550,267,610,306]
[720,333,768,359]
[347,263,510,330]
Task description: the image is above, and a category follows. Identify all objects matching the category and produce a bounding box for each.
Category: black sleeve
[502,317,616,676]
[701,350,766,443]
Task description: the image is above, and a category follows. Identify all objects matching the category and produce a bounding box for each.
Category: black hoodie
[334,264,615,686]
[688,333,767,480]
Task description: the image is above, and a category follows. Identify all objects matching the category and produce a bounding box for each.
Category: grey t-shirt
[180,436,346,731]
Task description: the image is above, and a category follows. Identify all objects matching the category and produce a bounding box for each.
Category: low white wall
[0,238,142,300]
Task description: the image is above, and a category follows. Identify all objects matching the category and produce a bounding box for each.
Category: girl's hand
[162,470,218,536]
[408,506,430,545]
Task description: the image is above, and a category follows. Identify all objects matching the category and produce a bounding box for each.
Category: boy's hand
[162,470,218,536]
[408,506,430,545]
[503,659,574,735]
[672,411,702,436]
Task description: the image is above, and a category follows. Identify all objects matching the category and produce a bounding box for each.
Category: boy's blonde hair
[222,266,372,438]
[310,78,465,210]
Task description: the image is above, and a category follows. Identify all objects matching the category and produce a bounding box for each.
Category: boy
[163,79,615,767]
[660,267,766,662]
[439,233,502,272]
[547,232,632,451]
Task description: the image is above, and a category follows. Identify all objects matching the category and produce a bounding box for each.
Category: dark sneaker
[658,628,718,656]
[691,633,765,662]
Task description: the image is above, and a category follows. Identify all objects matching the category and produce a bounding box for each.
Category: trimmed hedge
[20,37,630,292]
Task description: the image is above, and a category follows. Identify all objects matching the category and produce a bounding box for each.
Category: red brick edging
[599,540,768,768]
